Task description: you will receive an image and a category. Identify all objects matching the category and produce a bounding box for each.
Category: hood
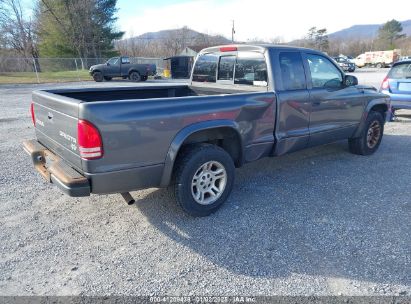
[89,64,105,71]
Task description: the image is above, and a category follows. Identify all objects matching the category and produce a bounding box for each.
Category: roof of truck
[200,44,324,55]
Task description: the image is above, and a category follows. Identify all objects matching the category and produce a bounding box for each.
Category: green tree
[37,0,123,65]
[315,28,329,52]
[377,19,405,50]
[305,27,329,52]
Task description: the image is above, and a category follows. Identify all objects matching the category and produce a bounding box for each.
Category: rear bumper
[23,139,165,196]
[23,139,90,197]
[380,90,411,109]
[391,101,411,110]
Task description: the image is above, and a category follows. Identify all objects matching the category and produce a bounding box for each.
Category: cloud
[119,0,411,41]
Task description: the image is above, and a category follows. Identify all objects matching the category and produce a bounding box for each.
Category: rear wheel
[376,62,384,69]
[173,144,235,217]
[129,71,141,82]
[348,111,384,155]
[93,71,103,82]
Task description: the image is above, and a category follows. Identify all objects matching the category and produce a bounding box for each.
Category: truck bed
[49,84,267,102]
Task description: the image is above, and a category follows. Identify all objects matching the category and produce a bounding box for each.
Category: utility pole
[231,20,235,43]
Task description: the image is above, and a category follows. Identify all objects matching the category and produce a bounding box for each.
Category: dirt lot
[0,75,410,296]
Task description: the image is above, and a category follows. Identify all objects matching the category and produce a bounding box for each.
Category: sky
[117,0,411,42]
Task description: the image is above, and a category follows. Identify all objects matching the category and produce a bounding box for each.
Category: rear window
[192,54,218,82]
[192,51,267,86]
[218,56,235,81]
[388,63,411,79]
[234,52,267,86]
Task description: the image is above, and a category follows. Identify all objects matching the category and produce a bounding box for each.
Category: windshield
[388,63,411,79]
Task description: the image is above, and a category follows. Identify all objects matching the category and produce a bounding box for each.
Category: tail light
[30,102,36,126]
[381,76,390,90]
[220,46,237,52]
[77,120,103,160]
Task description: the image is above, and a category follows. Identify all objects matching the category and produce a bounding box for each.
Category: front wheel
[348,111,384,155]
[173,144,235,217]
[93,71,103,82]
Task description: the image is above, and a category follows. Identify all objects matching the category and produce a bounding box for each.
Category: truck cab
[104,56,131,77]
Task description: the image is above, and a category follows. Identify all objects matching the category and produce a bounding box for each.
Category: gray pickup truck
[24,45,390,216]
[89,56,156,82]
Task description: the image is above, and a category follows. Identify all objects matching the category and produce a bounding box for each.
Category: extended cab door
[302,52,364,146]
[271,49,310,155]
[120,56,131,76]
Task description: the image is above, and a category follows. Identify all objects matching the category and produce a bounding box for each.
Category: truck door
[303,52,364,146]
[271,50,311,155]
[106,57,120,77]
[120,57,131,76]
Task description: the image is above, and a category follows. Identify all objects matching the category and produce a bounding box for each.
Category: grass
[0,70,92,84]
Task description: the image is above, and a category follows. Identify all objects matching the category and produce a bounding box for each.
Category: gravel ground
[0,76,410,296]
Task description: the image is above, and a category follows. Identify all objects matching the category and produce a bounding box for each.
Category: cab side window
[279,52,306,90]
[121,57,130,64]
[306,54,343,88]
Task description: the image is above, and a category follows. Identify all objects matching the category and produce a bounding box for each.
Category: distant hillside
[126,28,231,45]
[329,20,411,40]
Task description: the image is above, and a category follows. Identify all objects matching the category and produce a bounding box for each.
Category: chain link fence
[0,57,166,84]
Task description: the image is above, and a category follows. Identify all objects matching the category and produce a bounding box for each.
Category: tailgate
[32,90,82,170]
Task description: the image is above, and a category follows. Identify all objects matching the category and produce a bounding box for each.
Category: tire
[173,144,235,217]
[103,76,112,81]
[141,76,148,81]
[93,71,103,82]
[376,63,383,69]
[348,111,384,155]
[129,71,141,82]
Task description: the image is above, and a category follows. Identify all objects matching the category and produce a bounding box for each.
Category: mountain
[126,28,231,44]
[329,20,411,40]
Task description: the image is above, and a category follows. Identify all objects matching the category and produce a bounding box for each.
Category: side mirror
[344,75,358,86]
[106,62,110,66]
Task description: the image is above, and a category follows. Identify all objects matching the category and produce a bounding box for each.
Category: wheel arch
[160,120,244,187]
[353,98,389,138]
[128,69,140,76]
